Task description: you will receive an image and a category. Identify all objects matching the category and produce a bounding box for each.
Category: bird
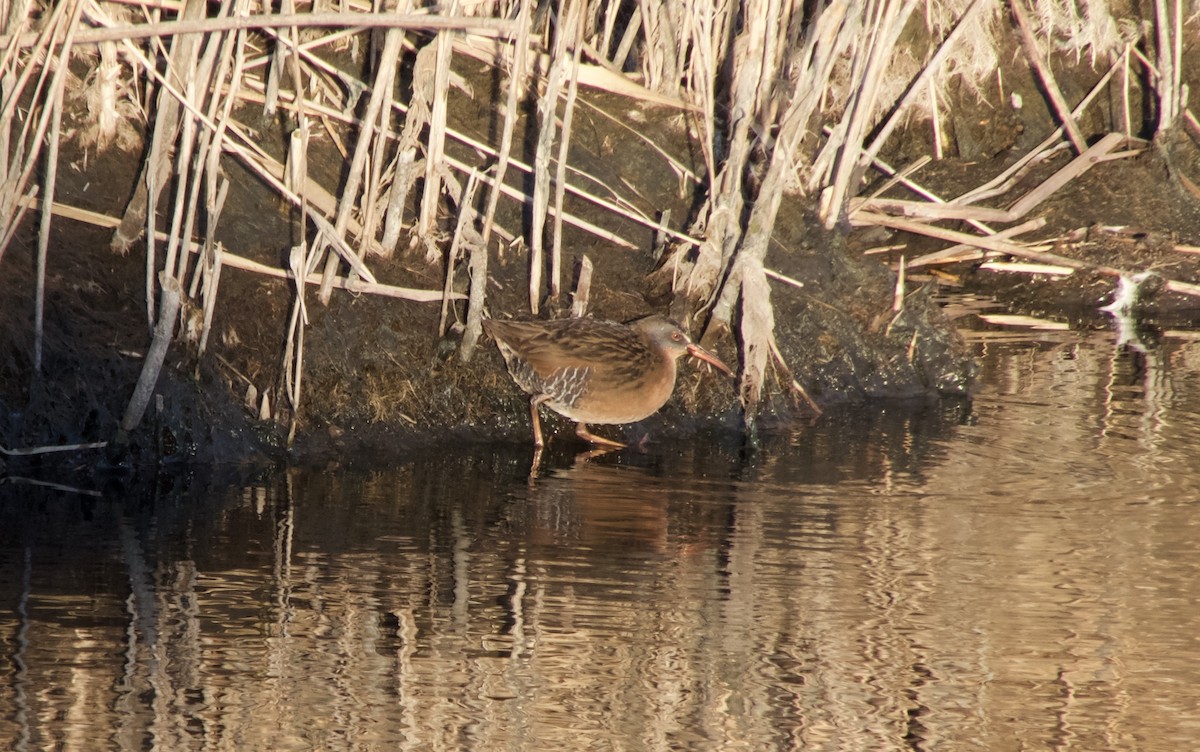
[482,314,733,448]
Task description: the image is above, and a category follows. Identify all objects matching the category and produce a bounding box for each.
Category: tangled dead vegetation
[0,1,1196,457]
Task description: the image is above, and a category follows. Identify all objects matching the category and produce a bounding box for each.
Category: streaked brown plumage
[483,314,733,448]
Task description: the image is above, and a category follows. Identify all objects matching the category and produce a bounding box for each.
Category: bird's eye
[672,332,683,341]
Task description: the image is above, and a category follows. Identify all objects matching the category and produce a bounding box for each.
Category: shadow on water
[5,331,1200,749]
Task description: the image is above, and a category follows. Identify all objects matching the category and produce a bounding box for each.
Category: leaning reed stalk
[0,0,34,181]
[281,123,310,435]
[173,14,234,292]
[112,23,377,280]
[196,185,229,359]
[115,273,184,449]
[478,0,531,251]
[285,247,306,447]
[861,0,987,167]
[233,20,669,255]
[160,79,199,291]
[360,30,403,262]
[317,24,405,302]
[821,0,916,229]
[110,0,208,253]
[550,0,584,304]
[1011,0,1085,154]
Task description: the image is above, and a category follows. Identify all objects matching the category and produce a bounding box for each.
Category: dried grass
[0,0,1187,442]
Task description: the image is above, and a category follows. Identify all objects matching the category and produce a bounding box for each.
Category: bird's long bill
[686,343,734,376]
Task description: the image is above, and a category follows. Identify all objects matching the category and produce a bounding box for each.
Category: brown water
[4,324,1200,751]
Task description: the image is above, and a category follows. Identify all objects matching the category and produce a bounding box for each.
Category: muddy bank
[7,7,1200,468]
[10,113,1200,468]
[10,141,1200,470]
[0,179,970,468]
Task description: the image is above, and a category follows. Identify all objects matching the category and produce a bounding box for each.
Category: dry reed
[0,0,1190,444]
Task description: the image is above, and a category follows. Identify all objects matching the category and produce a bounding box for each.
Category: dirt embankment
[6,35,1200,470]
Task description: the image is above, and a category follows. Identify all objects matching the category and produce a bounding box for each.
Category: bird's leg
[529,395,550,448]
[575,422,626,448]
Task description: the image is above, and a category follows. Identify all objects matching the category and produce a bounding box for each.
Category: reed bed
[0,0,1193,444]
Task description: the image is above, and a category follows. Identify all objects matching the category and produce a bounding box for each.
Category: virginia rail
[483,315,733,448]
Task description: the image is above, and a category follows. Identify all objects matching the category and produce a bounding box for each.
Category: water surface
[4,325,1200,750]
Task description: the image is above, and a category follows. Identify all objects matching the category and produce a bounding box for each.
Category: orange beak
[686,343,734,376]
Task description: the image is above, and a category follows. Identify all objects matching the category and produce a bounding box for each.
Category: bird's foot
[575,423,626,449]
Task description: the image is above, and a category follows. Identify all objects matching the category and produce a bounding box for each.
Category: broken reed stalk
[571,255,593,318]
[853,211,1200,302]
[953,48,1128,206]
[379,39,435,254]
[114,273,184,451]
[262,0,298,118]
[196,225,226,358]
[907,217,1047,268]
[459,233,490,363]
[280,119,313,441]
